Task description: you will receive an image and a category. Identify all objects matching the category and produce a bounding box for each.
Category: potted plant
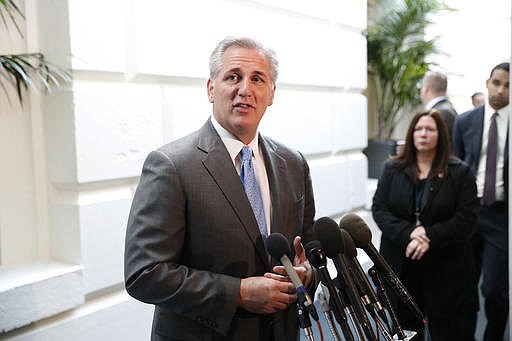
[364,0,448,178]
[0,0,71,104]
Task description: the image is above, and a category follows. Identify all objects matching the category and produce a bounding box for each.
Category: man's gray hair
[209,37,279,85]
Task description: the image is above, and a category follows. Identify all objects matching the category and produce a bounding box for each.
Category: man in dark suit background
[472,91,486,108]
[452,62,510,341]
[421,71,458,139]
[124,37,316,341]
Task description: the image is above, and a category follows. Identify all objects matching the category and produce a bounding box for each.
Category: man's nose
[238,78,252,96]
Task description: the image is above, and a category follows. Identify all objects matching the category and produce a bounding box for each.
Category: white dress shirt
[425,96,448,110]
[476,103,510,201]
[211,116,271,235]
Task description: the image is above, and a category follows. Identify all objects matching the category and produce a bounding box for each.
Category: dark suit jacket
[124,118,316,341]
[452,105,509,252]
[372,159,479,317]
[452,105,508,203]
[432,98,457,138]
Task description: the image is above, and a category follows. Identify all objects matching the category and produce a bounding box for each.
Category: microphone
[340,229,393,340]
[314,217,376,341]
[368,266,407,340]
[305,240,353,341]
[265,233,319,322]
[339,213,424,323]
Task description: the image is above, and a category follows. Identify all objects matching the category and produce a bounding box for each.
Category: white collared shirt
[425,96,448,110]
[211,116,271,235]
[476,103,510,200]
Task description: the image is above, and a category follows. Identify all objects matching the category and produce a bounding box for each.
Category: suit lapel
[259,136,290,267]
[472,106,485,162]
[198,120,270,268]
[259,136,287,236]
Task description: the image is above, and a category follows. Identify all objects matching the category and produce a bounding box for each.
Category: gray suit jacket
[124,118,316,341]
[433,98,457,138]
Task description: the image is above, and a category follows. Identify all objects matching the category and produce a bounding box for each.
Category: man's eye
[226,75,238,81]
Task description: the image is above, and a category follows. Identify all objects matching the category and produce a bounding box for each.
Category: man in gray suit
[124,37,317,341]
[420,71,458,139]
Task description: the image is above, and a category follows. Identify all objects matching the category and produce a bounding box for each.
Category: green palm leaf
[0,0,24,37]
[0,53,71,104]
[0,1,72,105]
[366,0,452,139]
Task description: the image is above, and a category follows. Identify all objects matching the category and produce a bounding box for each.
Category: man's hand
[271,236,312,287]
[238,276,297,314]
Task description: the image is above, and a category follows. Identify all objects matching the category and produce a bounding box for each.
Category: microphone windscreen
[314,217,344,258]
[304,240,322,253]
[340,229,357,258]
[265,232,291,260]
[339,213,372,248]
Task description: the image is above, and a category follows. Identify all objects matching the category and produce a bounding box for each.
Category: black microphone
[340,229,393,340]
[314,217,377,341]
[265,233,319,322]
[339,229,374,311]
[305,239,353,341]
[339,213,425,323]
[368,266,407,340]
[340,228,390,325]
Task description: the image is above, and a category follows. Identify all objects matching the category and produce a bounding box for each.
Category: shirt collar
[485,102,511,119]
[211,115,260,162]
[425,96,447,110]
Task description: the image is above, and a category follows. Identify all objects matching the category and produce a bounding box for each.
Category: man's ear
[207,79,214,103]
[267,84,276,106]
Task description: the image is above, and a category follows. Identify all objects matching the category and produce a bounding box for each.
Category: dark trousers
[397,260,477,341]
[474,203,509,341]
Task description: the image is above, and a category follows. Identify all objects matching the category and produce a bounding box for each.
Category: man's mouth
[234,103,254,109]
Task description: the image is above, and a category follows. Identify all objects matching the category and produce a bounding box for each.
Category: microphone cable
[315,318,324,341]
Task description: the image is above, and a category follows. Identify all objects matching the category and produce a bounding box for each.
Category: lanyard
[415,180,426,227]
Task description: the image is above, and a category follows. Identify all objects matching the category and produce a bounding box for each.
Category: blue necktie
[240,146,267,238]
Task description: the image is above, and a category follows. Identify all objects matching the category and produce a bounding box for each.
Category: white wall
[430,0,511,114]
[0,0,368,339]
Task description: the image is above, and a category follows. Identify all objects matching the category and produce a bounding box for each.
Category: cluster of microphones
[265,213,426,341]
